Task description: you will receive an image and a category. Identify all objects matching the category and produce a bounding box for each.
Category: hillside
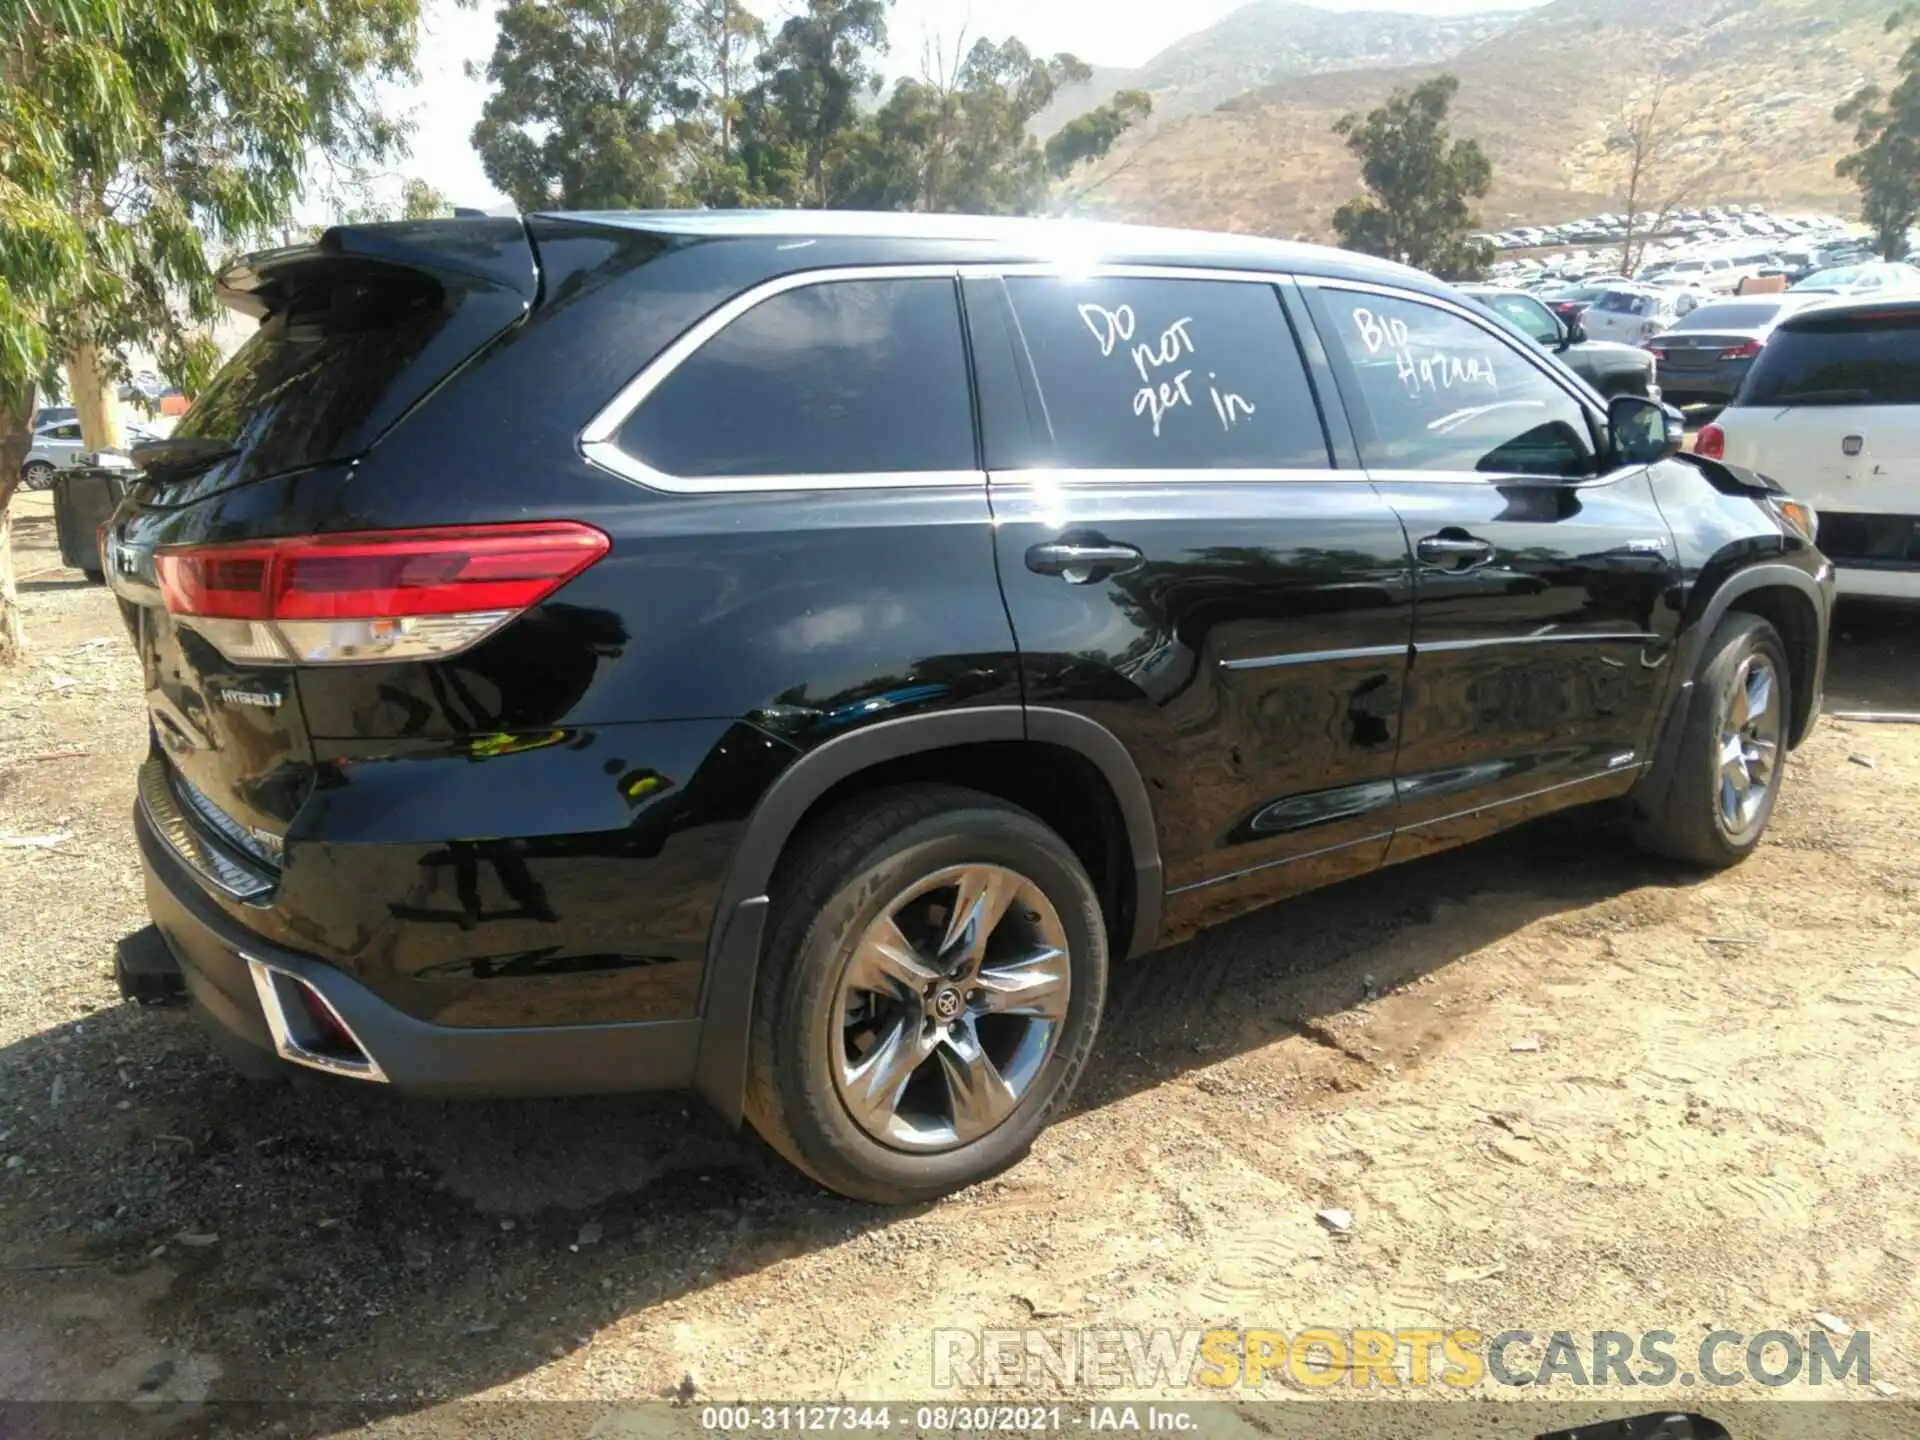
[1035,1,1526,135]
[1072,0,1899,239]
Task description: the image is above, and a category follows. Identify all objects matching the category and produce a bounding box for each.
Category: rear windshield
[1674,303,1782,330]
[172,273,454,481]
[1738,309,1920,406]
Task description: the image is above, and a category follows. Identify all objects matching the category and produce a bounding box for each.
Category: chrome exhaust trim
[244,956,389,1083]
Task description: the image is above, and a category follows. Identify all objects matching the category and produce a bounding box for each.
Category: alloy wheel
[831,863,1070,1153]
[1718,653,1782,834]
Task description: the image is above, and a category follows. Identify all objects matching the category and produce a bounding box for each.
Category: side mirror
[1609,395,1684,465]
[1562,314,1587,346]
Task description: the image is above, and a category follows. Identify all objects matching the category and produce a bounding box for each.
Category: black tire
[1632,613,1792,868]
[22,462,55,491]
[744,783,1108,1204]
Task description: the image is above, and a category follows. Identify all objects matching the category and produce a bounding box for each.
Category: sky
[368,0,1544,216]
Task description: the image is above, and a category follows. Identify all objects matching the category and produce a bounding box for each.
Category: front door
[967,271,1415,933]
[1300,281,1681,862]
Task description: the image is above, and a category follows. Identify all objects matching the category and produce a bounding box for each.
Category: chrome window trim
[580,261,1318,495]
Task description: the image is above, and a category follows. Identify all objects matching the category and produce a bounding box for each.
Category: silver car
[21,417,85,489]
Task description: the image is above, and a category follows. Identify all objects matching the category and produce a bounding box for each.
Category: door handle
[1025,541,1144,584]
[1416,533,1495,569]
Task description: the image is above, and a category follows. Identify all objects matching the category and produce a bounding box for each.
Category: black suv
[1458,284,1660,399]
[109,213,1831,1204]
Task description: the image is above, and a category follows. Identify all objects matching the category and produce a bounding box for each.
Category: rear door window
[1739,308,1920,406]
[172,271,482,486]
[618,278,975,479]
[1313,287,1597,478]
[997,277,1330,469]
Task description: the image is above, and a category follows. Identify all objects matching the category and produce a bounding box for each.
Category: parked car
[1643,295,1828,408]
[1652,254,1736,292]
[1701,296,1919,600]
[1790,261,1920,297]
[1581,285,1691,344]
[108,212,1831,1203]
[21,416,86,488]
[1809,240,1876,271]
[1458,284,1660,397]
[33,404,78,430]
[1542,279,1632,326]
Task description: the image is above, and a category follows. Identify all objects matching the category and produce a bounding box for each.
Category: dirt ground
[3,487,1918,1433]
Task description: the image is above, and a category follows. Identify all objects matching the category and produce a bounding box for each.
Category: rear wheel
[1633,613,1791,867]
[21,461,54,491]
[745,785,1108,1204]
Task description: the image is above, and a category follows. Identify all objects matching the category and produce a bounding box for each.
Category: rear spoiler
[216,215,539,319]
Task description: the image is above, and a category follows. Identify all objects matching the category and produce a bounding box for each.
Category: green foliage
[1045,89,1152,178]
[835,40,1094,213]
[743,0,889,206]
[467,0,1148,217]
[0,0,422,396]
[1330,75,1495,281]
[471,0,694,211]
[400,177,451,220]
[1836,7,1920,261]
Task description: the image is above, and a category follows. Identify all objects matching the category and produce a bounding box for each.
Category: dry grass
[1079,0,1898,239]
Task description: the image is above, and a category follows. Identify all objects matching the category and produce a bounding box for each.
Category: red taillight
[1696,423,1726,460]
[1718,339,1764,360]
[155,522,610,665]
[157,523,609,620]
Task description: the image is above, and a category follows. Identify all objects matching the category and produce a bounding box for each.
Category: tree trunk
[68,342,123,453]
[0,381,35,666]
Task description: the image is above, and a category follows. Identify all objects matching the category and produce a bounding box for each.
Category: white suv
[21,417,85,489]
[1700,296,1920,599]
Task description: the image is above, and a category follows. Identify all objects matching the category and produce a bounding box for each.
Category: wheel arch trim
[1635,559,1830,819]
[1684,560,1829,746]
[690,705,1165,1123]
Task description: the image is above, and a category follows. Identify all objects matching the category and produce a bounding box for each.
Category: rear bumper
[137,800,702,1098]
[1660,374,1742,403]
[1836,565,1920,602]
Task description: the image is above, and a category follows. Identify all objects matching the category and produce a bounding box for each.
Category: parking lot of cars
[1479,207,1920,416]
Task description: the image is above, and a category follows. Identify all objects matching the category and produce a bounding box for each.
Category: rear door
[1299,281,1681,860]
[38,420,84,466]
[971,269,1415,922]
[105,222,539,887]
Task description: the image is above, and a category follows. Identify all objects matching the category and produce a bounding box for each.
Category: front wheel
[745,784,1108,1204]
[21,461,55,491]
[1633,613,1792,868]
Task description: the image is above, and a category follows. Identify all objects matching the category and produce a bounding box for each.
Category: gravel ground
[3,488,1918,1437]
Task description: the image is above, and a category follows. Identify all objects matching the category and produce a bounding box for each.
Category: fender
[691,705,1166,1123]
[1635,558,1832,813]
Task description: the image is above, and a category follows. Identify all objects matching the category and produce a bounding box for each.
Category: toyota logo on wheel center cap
[931,986,963,1021]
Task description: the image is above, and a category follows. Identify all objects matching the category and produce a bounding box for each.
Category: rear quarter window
[1738,310,1920,407]
[617,278,975,478]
